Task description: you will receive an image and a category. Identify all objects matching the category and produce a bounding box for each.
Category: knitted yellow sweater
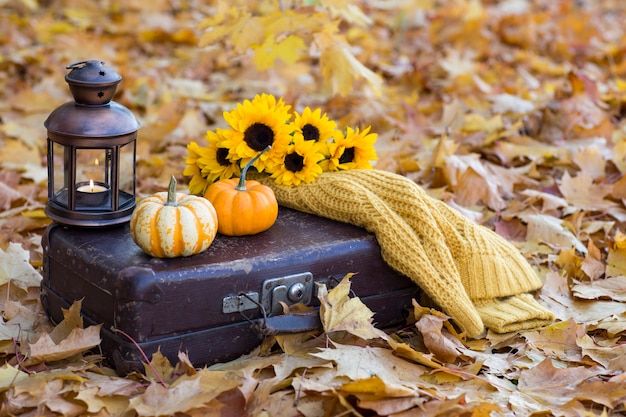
[252,169,554,337]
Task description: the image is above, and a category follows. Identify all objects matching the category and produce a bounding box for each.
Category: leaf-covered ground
[2,0,626,415]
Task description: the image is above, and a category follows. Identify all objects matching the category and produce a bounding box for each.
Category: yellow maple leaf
[613,230,626,249]
[606,233,626,278]
[252,34,306,70]
[318,0,373,26]
[263,9,329,36]
[317,274,388,340]
[198,6,257,53]
[0,364,29,392]
[315,23,383,96]
[461,113,503,134]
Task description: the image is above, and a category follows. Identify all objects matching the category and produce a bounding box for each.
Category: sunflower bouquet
[183,94,378,195]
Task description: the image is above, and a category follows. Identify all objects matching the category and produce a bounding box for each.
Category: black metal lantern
[44,60,140,227]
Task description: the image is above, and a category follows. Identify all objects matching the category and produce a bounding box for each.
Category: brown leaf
[415,314,464,363]
[518,358,604,407]
[443,154,505,210]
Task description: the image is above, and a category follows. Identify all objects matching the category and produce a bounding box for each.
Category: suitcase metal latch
[221,272,314,315]
[261,272,314,315]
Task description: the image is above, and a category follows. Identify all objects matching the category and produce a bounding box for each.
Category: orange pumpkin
[131,176,218,258]
[205,146,278,236]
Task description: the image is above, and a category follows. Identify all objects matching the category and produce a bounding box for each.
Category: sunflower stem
[237,146,271,191]
[165,175,179,206]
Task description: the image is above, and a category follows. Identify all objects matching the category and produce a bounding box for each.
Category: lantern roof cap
[44,101,140,139]
[64,60,122,106]
[66,60,121,85]
[45,60,140,138]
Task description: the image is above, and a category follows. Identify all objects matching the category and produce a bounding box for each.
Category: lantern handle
[65,60,105,70]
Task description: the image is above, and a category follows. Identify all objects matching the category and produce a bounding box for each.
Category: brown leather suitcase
[41,207,419,374]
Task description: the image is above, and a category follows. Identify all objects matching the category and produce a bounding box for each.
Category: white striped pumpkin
[130,176,218,258]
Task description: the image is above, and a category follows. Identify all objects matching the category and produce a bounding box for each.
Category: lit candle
[76,179,110,207]
[77,179,108,193]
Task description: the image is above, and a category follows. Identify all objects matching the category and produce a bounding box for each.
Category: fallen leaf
[311,343,427,397]
[317,273,388,341]
[252,34,306,70]
[558,170,616,212]
[129,370,242,416]
[0,242,42,290]
[577,334,626,371]
[520,213,586,253]
[0,364,29,392]
[26,324,102,366]
[415,314,464,363]
[444,153,505,209]
[489,93,535,114]
[572,276,626,302]
[518,358,604,407]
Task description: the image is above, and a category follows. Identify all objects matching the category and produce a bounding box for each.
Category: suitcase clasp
[221,272,314,317]
[260,272,314,316]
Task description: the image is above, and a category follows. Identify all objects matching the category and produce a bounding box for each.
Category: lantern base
[45,200,135,227]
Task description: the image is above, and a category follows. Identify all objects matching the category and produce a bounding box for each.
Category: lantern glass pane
[74,148,111,210]
[76,149,109,185]
[119,142,135,208]
[52,142,68,207]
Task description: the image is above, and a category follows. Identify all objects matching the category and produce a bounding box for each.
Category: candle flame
[94,159,99,167]
[89,179,95,192]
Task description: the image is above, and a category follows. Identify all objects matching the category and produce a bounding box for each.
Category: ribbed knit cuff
[474,293,555,334]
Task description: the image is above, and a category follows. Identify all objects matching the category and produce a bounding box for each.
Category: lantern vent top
[44,60,139,138]
[65,60,122,106]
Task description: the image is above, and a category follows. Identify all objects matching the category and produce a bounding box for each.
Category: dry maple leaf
[606,231,626,278]
[0,242,42,290]
[317,273,388,341]
[24,300,101,367]
[252,34,306,70]
[311,342,427,397]
[520,213,586,253]
[558,170,616,213]
[518,358,606,409]
[572,276,626,302]
[415,314,465,363]
[444,153,506,210]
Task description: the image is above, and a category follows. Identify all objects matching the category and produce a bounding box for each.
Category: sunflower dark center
[244,123,275,151]
[302,123,320,141]
[338,147,355,164]
[284,152,305,173]
[216,148,230,167]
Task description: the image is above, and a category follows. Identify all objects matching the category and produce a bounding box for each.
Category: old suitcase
[41,207,420,374]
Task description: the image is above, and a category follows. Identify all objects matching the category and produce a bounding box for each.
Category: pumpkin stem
[166,175,179,206]
[236,145,271,191]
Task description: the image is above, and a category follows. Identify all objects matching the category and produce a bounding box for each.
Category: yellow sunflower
[184,141,212,195]
[198,128,241,184]
[293,107,337,143]
[271,136,325,186]
[221,93,293,173]
[321,126,378,172]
